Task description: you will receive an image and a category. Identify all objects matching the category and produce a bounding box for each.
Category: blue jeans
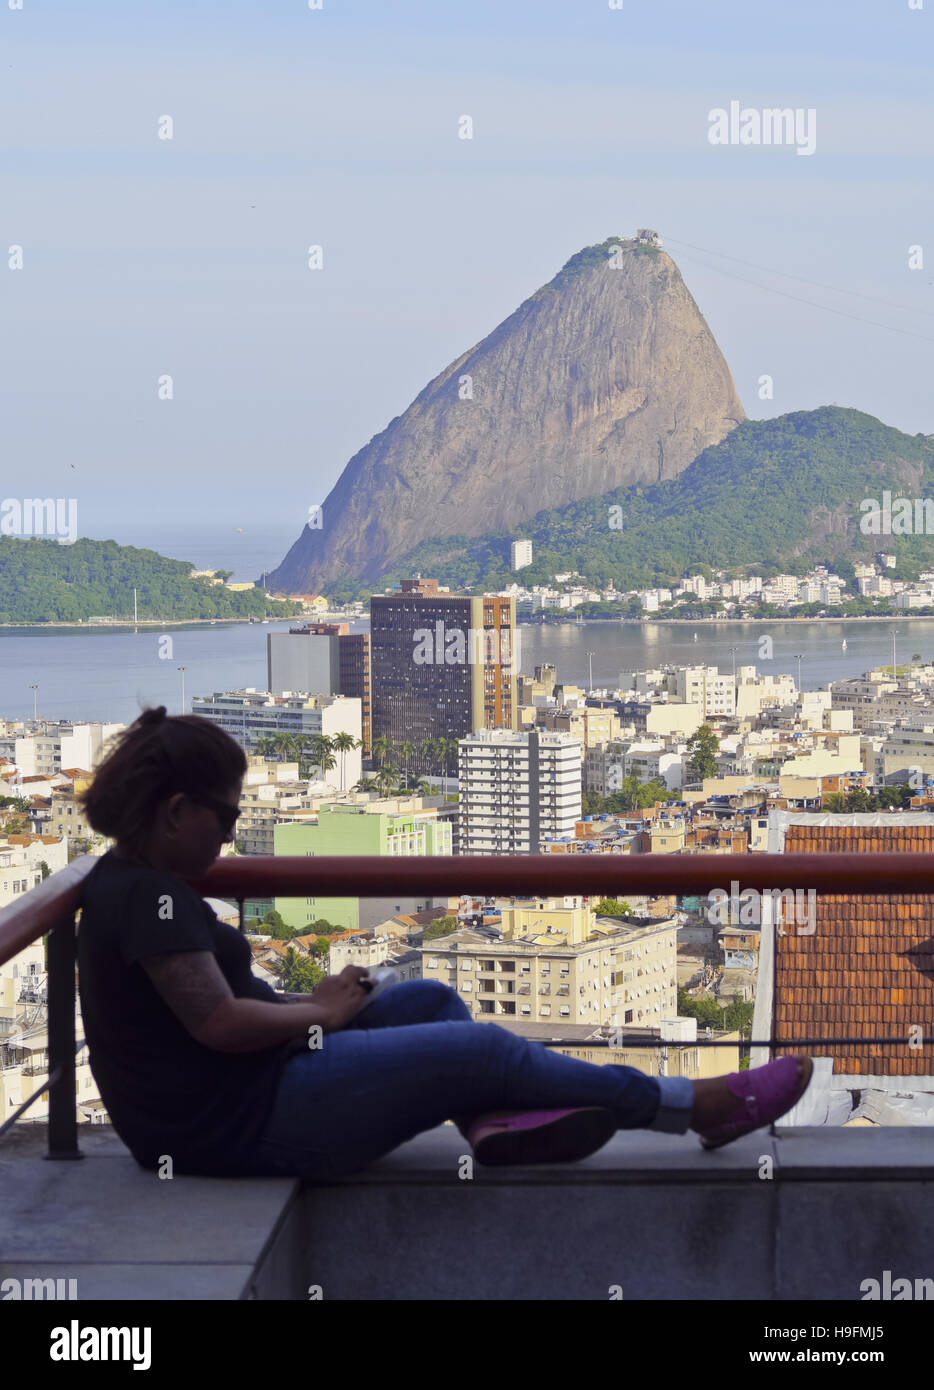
[247,981,694,1180]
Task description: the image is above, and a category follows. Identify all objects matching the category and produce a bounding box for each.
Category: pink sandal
[467,1107,617,1166]
[697,1054,813,1150]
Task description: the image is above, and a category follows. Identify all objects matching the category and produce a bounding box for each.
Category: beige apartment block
[644,702,705,738]
[46,787,96,846]
[536,707,622,748]
[421,912,678,1029]
[236,782,317,855]
[545,1028,744,1080]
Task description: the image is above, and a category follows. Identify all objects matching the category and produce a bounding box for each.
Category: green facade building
[274,804,452,932]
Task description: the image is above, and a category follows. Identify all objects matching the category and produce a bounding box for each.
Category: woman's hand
[308,965,373,1031]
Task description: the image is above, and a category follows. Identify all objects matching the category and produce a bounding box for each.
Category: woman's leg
[340,979,495,1136]
[342,978,474,1030]
[248,981,692,1180]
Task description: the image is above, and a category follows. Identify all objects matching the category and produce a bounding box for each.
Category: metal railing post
[44,911,82,1161]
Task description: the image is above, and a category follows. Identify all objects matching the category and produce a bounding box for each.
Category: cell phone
[357,966,400,1007]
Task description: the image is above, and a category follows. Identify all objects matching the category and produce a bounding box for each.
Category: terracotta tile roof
[776,823,934,1075]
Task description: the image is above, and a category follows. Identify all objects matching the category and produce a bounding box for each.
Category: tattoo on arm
[140,951,233,1041]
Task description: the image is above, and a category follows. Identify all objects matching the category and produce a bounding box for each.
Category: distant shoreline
[0,614,361,631]
[518,613,934,626]
[2,610,930,632]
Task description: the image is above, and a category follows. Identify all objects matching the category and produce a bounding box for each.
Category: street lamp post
[586,651,595,693]
[890,627,898,681]
[28,684,39,722]
[794,653,803,694]
[177,666,187,715]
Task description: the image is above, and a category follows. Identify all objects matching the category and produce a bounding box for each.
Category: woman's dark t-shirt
[77,851,304,1175]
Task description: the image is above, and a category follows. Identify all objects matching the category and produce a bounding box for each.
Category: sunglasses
[190,794,241,837]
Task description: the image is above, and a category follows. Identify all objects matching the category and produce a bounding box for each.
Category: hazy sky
[3,0,932,569]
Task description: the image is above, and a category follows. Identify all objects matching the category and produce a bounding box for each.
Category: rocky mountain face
[268,236,746,593]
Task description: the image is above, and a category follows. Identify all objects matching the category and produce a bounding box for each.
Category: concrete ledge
[297,1126,934,1300]
[0,1125,300,1300]
[3,1123,933,1299]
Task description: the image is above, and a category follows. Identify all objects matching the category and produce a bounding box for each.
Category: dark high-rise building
[369,578,516,775]
[338,632,371,758]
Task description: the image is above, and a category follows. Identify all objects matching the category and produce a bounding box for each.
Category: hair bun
[139,706,168,726]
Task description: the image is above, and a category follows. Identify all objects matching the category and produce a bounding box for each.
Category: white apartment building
[585,741,684,795]
[857,575,893,597]
[878,726,934,784]
[894,589,934,610]
[191,690,362,791]
[680,575,707,598]
[830,673,909,731]
[459,729,582,854]
[0,836,68,913]
[672,666,736,719]
[718,577,757,600]
[734,667,798,719]
[510,540,533,571]
[0,722,124,778]
[327,933,422,982]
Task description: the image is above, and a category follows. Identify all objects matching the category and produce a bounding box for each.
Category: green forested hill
[329,407,934,598]
[0,537,302,623]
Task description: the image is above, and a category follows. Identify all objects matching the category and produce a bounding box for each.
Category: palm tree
[411,776,432,796]
[375,764,398,797]
[290,734,313,779]
[439,736,458,791]
[420,736,438,776]
[272,732,295,764]
[353,776,379,794]
[372,733,393,769]
[399,740,414,790]
[310,735,337,785]
[331,731,359,792]
[254,735,277,760]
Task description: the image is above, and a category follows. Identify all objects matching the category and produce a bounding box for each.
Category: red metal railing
[2,851,933,1159]
[189,852,934,898]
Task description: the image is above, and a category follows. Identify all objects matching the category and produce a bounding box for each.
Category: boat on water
[693,632,698,642]
[842,639,847,650]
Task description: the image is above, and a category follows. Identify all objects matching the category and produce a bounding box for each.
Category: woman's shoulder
[83,851,200,910]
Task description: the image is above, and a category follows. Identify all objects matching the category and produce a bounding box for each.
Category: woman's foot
[467,1107,617,1166]
[690,1054,813,1150]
